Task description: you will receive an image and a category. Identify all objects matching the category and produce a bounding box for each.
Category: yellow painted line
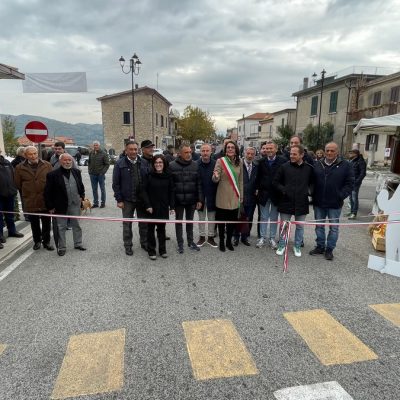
[0,344,6,356]
[51,328,125,399]
[182,319,259,380]
[370,303,400,327]
[284,309,378,366]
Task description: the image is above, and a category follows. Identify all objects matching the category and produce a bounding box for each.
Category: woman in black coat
[141,155,175,260]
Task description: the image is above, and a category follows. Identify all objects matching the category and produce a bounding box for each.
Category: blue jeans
[0,195,17,237]
[350,186,360,215]
[314,206,341,250]
[89,174,106,206]
[259,199,279,240]
[278,214,306,247]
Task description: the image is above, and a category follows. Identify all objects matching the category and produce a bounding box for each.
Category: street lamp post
[313,69,326,147]
[119,53,142,140]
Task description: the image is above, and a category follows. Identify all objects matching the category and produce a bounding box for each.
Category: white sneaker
[276,245,285,256]
[256,238,266,248]
[293,246,301,257]
[269,238,278,250]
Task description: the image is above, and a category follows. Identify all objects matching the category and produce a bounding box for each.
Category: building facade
[97,86,172,153]
[237,113,269,148]
[260,108,296,140]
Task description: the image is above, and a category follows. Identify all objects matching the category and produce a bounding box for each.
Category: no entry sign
[25,120,48,143]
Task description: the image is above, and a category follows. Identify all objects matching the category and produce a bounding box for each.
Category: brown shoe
[196,236,206,247]
[207,237,218,248]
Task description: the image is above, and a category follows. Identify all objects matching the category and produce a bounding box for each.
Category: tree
[1,115,18,156]
[303,122,334,152]
[177,105,215,143]
[273,124,294,150]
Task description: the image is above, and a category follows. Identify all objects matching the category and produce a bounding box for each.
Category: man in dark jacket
[112,141,148,256]
[169,144,203,253]
[0,152,24,248]
[140,140,154,173]
[282,135,315,165]
[273,144,313,257]
[163,145,176,164]
[88,141,110,208]
[44,153,86,256]
[347,149,367,219]
[255,141,286,249]
[196,144,218,247]
[310,142,354,260]
[233,146,258,246]
[15,146,54,251]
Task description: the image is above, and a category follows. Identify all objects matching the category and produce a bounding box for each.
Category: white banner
[22,72,87,93]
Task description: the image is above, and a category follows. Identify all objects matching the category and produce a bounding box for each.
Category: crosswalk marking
[51,328,125,399]
[182,319,259,380]
[274,381,354,399]
[0,344,6,356]
[284,309,378,365]
[370,303,400,327]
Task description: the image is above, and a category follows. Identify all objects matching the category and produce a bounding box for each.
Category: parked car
[153,148,163,155]
[79,155,89,166]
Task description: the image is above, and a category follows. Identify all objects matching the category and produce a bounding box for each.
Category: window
[372,91,381,106]
[156,113,158,126]
[329,91,338,113]
[389,86,400,115]
[281,118,285,127]
[365,134,379,151]
[239,125,241,132]
[123,111,130,125]
[311,96,318,116]
[161,115,164,127]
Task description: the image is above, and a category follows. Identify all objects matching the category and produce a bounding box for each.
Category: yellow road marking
[370,303,400,327]
[0,344,6,356]
[284,309,378,366]
[182,319,259,380]
[51,328,125,399]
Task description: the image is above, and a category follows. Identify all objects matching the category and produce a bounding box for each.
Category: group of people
[0,135,366,262]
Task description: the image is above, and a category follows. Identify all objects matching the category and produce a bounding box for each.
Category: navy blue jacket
[242,160,258,207]
[255,155,287,206]
[313,158,354,209]
[197,158,218,211]
[350,155,367,188]
[112,156,147,203]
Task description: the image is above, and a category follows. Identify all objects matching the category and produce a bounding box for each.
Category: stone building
[260,108,296,140]
[97,86,172,153]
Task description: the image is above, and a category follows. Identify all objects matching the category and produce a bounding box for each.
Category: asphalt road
[0,168,399,400]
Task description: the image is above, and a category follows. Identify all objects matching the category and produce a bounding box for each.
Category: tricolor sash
[220,156,240,201]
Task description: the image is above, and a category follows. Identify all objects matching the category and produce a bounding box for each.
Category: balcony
[348,102,399,122]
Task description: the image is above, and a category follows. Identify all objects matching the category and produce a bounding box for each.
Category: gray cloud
[1,0,399,132]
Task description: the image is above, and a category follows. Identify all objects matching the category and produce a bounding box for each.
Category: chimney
[135,84,139,89]
[303,77,309,90]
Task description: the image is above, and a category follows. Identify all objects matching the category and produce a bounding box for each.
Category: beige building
[260,108,296,140]
[347,71,400,164]
[237,113,270,148]
[97,86,172,153]
[292,72,381,154]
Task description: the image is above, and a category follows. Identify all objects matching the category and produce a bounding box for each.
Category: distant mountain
[1,114,103,146]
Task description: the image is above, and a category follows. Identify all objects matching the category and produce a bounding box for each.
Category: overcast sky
[1,0,399,134]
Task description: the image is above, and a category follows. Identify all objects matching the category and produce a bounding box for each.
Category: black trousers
[216,207,238,244]
[175,204,196,246]
[29,214,51,244]
[147,223,166,256]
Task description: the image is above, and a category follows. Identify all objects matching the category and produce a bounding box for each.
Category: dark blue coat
[197,158,218,211]
[112,156,147,203]
[313,158,354,209]
[255,155,287,206]
[242,160,258,207]
[350,155,367,188]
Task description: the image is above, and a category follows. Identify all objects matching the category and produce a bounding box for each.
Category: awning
[353,113,400,133]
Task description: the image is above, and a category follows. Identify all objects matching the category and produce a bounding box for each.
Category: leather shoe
[141,244,148,251]
[43,243,55,251]
[0,236,6,243]
[74,246,86,251]
[241,239,251,246]
[0,242,3,249]
[92,204,99,208]
[125,248,133,256]
[33,242,41,250]
[57,249,66,256]
[233,238,239,247]
[9,232,24,238]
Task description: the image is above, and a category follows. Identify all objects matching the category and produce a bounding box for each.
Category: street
[0,168,399,400]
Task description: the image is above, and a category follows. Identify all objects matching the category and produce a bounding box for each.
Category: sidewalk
[0,221,32,266]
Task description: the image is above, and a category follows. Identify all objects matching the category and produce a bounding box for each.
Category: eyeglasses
[154,161,164,164]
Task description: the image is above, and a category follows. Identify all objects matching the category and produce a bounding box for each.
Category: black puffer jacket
[168,157,203,206]
[0,156,17,197]
[350,154,366,187]
[273,161,314,216]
